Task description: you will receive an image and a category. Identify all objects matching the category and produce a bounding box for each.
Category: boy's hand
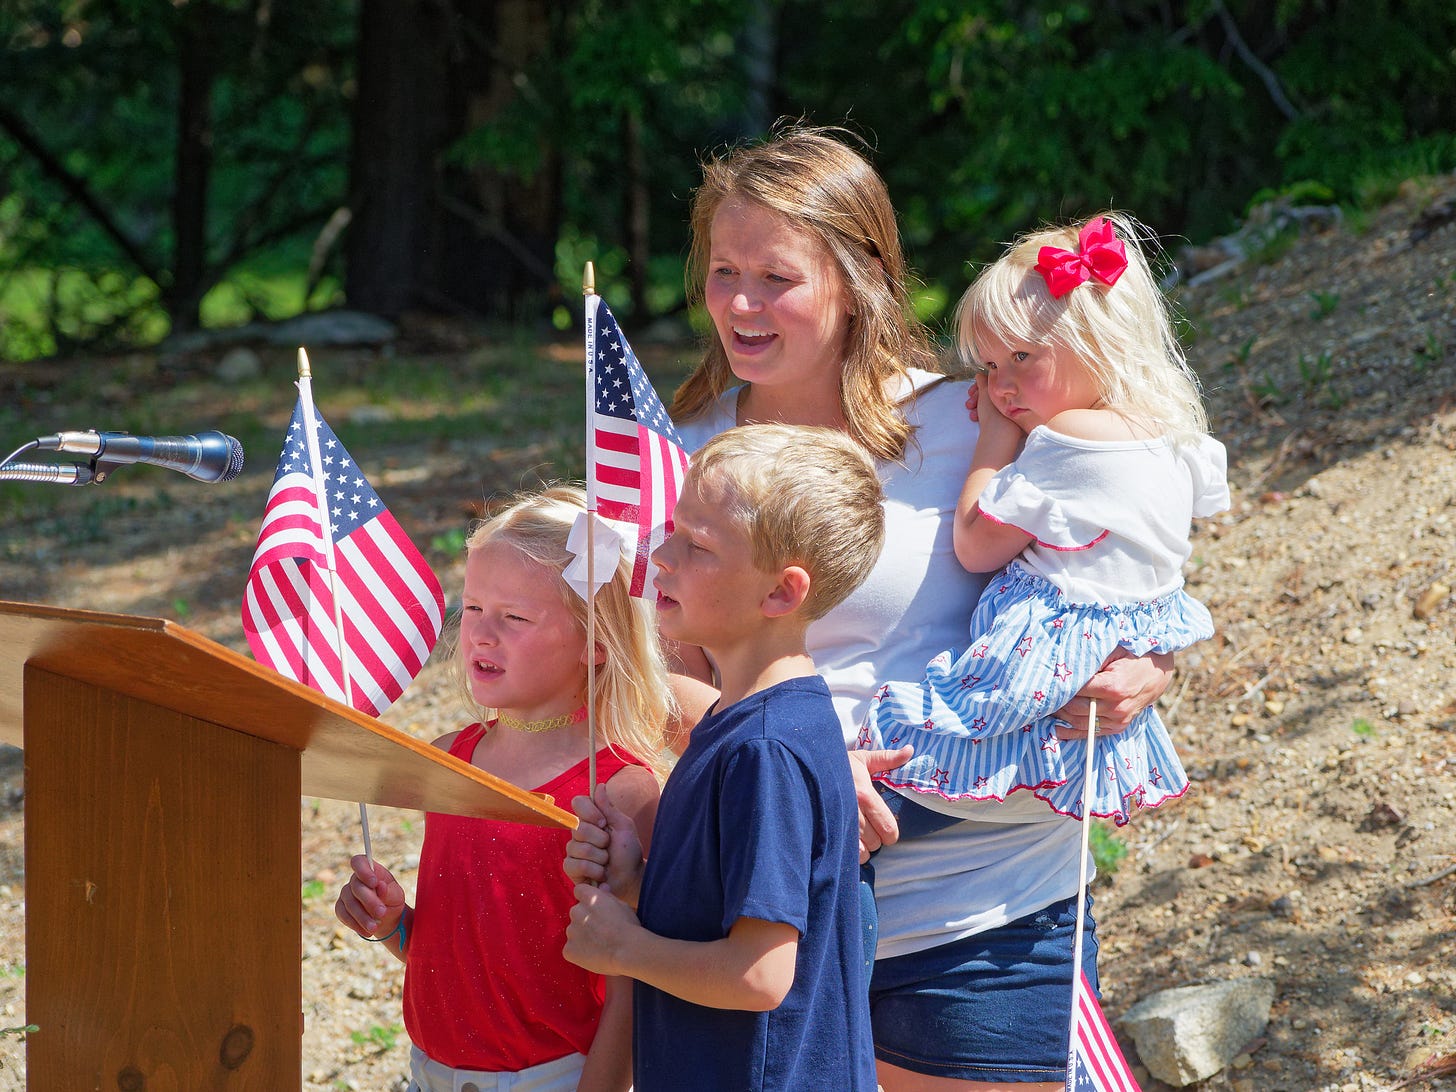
[334,854,406,938]
[564,883,640,977]
[564,787,646,905]
[847,746,913,862]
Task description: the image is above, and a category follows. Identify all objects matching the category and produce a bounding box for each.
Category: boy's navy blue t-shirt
[632,675,875,1091]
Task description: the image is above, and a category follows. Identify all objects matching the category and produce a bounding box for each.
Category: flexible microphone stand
[0,438,99,485]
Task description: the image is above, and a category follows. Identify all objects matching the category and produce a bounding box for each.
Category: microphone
[36,429,245,483]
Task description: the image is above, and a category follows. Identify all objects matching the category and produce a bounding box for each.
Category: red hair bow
[1034,217,1129,299]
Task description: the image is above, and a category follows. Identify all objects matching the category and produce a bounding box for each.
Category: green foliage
[350,1023,404,1053]
[430,527,468,556]
[1089,822,1129,876]
[1351,718,1376,739]
[1413,331,1445,374]
[1297,350,1334,392]
[0,0,354,355]
[301,879,328,903]
[2,0,1455,358]
[444,0,745,320]
[1272,3,1456,201]
[1308,291,1340,320]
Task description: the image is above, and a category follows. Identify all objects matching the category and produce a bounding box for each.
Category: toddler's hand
[972,374,1020,450]
[334,854,406,939]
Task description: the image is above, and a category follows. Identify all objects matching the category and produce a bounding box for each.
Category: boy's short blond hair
[688,424,885,621]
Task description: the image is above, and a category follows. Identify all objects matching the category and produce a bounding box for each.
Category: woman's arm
[604,763,660,856]
[562,767,659,908]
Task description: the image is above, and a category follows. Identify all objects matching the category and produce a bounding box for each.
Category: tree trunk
[346,0,560,323]
[738,0,778,135]
[170,8,216,333]
[447,0,561,323]
[624,109,649,319]
[345,0,453,319]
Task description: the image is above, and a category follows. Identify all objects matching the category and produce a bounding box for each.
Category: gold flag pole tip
[583,262,596,298]
[297,347,312,379]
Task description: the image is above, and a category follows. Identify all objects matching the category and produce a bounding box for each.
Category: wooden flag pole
[582,262,599,799]
[296,346,373,863]
[1065,699,1101,1085]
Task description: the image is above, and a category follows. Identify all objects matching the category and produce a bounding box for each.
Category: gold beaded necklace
[495,704,588,734]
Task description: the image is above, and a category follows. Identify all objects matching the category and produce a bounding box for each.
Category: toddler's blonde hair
[457,485,671,777]
[957,210,1208,439]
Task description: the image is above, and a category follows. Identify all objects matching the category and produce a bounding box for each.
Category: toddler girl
[862,212,1229,828]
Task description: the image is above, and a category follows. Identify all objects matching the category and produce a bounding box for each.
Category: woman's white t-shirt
[675,369,1090,958]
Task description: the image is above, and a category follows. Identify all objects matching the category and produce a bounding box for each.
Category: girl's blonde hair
[957,210,1209,439]
[456,485,671,778]
[670,123,939,462]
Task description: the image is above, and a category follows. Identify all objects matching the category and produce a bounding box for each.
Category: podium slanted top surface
[0,599,573,828]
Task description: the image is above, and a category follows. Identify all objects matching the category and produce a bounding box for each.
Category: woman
[668,124,1171,1091]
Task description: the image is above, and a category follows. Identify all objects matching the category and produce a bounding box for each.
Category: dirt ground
[0,175,1453,1091]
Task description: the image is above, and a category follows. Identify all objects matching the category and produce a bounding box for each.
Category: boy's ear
[761,565,811,619]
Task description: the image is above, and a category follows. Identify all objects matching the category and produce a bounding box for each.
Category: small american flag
[241,398,445,716]
[587,296,690,598]
[1066,970,1141,1092]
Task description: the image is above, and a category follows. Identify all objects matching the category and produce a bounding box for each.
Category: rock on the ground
[1120,977,1277,1087]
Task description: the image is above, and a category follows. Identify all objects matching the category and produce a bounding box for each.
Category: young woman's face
[704,197,851,395]
[459,539,588,720]
[971,328,1101,433]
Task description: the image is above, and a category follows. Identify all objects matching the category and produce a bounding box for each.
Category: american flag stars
[242,396,445,718]
[588,297,690,599]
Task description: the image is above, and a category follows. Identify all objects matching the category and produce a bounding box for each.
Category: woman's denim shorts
[868,893,1100,1084]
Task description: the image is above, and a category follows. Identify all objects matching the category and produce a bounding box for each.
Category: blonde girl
[862,211,1229,828]
[335,485,669,1092]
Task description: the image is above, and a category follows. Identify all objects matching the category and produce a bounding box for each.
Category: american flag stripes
[241,398,445,716]
[1065,969,1141,1092]
[587,296,690,598]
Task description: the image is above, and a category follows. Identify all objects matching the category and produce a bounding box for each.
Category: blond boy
[563,423,884,1091]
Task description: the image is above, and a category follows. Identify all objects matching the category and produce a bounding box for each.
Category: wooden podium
[0,599,573,1090]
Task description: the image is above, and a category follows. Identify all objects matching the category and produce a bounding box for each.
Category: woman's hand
[847,746,913,862]
[1055,648,1174,738]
